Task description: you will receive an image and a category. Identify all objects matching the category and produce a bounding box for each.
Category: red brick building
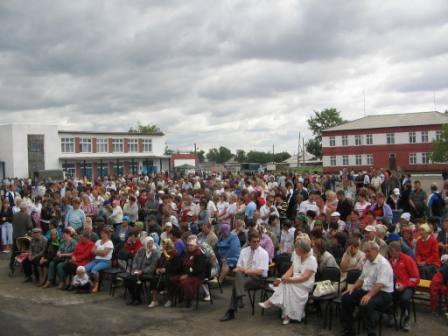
[321,111,448,173]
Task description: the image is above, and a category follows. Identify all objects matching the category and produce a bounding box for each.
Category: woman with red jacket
[416,223,440,280]
[388,241,420,331]
[62,231,94,288]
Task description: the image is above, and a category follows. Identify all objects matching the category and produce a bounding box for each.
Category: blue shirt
[245,201,257,219]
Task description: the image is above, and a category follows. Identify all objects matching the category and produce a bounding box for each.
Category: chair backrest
[346,269,362,285]
[274,253,292,276]
[318,266,342,294]
[319,266,341,283]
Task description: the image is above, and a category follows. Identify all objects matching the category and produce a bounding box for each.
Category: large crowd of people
[1,168,448,335]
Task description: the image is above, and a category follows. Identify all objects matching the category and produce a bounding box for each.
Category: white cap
[393,188,400,196]
[365,225,377,232]
[400,212,411,221]
[331,211,341,217]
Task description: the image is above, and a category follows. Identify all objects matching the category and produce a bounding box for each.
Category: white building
[0,124,170,179]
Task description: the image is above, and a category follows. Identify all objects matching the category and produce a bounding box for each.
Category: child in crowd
[72,266,91,293]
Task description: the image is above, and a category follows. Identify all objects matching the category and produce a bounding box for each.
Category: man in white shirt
[220,231,269,322]
[341,241,394,336]
[298,190,320,216]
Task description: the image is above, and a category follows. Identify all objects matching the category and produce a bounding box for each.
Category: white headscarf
[144,236,155,258]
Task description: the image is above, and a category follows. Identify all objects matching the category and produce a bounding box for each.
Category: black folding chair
[306,267,341,329]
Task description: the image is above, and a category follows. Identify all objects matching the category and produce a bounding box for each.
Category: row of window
[329,154,374,167]
[328,152,431,166]
[61,137,152,153]
[328,130,442,147]
[63,160,155,177]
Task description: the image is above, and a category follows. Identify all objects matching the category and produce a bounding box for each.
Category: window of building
[342,155,349,166]
[128,161,139,174]
[342,135,348,146]
[96,138,108,153]
[355,154,362,166]
[112,139,123,152]
[143,139,152,152]
[409,153,417,165]
[329,136,336,147]
[367,154,373,165]
[421,131,429,143]
[128,139,138,152]
[366,134,373,145]
[421,152,430,164]
[61,137,74,153]
[80,162,92,178]
[80,138,91,153]
[96,163,108,177]
[62,163,75,177]
[330,156,336,166]
[355,135,362,146]
[436,130,442,141]
[409,132,416,144]
[112,161,124,176]
[386,133,395,144]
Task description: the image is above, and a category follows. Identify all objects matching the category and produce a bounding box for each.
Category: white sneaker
[148,301,159,308]
[203,295,211,302]
[164,300,172,308]
[282,317,290,325]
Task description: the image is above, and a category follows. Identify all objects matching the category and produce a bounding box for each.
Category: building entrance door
[388,153,397,171]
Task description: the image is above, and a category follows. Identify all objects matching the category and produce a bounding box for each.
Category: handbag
[313,280,336,297]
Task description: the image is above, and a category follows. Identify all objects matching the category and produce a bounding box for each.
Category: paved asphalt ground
[0,254,447,336]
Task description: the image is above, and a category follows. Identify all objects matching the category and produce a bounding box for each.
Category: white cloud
[0,0,447,154]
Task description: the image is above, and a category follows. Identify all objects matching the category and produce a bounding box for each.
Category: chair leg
[328,303,333,330]
[218,278,223,294]
[412,297,417,323]
[207,283,213,304]
[378,312,383,336]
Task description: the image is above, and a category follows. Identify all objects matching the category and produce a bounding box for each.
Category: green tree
[246,151,291,163]
[274,152,291,162]
[206,146,233,163]
[196,150,205,163]
[431,124,448,162]
[234,149,247,163]
[129,122,162,134]
[307,108,345,159]
[306,138,322,159]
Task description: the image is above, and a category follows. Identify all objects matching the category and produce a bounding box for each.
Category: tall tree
[196,150,205,163]
[234,149,247,163]
[431,124,448,162]
[129,122,162,134]
[306,138,322,159]
[206,146,233,163]
[246,151,291,163]
[307,108,345,159]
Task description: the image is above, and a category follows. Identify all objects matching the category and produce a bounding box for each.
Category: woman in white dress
[259,238,317,325]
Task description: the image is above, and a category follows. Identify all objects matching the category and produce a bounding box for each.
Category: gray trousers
[228,272,263,311]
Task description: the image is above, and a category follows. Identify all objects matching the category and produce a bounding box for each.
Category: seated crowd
[1,169,448,335]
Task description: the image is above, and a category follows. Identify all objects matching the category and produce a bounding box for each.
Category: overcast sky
[1,1,447,154]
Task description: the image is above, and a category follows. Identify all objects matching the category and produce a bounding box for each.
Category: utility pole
[297,132,301,168]
[194,143,197,154]
[302,137,305,165]
[272,144,275,163]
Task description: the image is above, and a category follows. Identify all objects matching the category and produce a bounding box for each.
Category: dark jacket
[12,211,33,239]
[180,249,207,278]
[337,199,353,221]
[132,248,161,276]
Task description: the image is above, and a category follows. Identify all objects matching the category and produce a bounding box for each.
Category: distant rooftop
[58,130,164,136]
[324,111,448,132]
